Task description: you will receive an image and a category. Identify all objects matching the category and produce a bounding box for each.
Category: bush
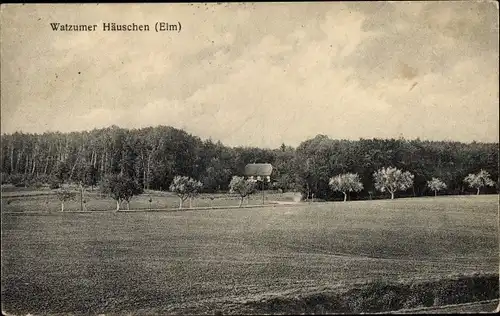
[1,172,8,184]
[49,177,62,189]
[35,174,51,185]
[23,175,37,187]
[10,174,27,187]
[402,282,434,308]
[237,273,499,314]
[31,181,44,189]
[0,173,58,188]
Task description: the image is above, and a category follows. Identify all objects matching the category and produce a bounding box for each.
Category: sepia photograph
[1,2,499,315]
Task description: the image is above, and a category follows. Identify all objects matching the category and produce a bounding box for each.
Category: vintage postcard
[1,2,499,315]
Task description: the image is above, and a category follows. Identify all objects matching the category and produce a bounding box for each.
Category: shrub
[32,181,44,189]
[0,172,8,184]
[49,177,62,189]
[35,174,51,185]
[10,174,26,187]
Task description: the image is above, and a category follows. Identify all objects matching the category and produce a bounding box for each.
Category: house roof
[244,163,273,176]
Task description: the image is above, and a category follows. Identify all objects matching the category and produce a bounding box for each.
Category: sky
[1,2,498,148]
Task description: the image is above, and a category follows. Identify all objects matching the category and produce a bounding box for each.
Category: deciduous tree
[229,176,257,207]
[100,173,143,211]
[373,167,414,200]
[329,173,364,202]
[169,176,203,209]
[1,128,498,200]
[427,177,447,196]
[54,188,76,212]
[464,170,495,195]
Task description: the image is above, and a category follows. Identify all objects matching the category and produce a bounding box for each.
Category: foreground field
[1,195,498,314]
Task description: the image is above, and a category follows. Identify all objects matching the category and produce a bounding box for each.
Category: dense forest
[1,125,498,200]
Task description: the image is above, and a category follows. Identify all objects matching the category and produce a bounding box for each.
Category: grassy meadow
[1,186,303,212]
[1,193,498,314]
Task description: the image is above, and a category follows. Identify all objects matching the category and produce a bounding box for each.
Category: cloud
[172,11,394,147]
[1,3,498,147]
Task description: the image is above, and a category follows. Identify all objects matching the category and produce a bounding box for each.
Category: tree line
[1,125,498,200]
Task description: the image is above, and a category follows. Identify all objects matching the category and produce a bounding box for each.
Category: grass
[1,188,302,212]
[1,195,498,314]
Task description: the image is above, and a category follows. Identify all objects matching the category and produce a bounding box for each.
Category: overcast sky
[1,2,498,148]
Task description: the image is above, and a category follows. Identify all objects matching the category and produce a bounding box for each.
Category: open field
[1,195,498,314]
[1,187,302,212]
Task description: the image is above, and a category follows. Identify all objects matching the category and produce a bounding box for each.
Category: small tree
[49,175,62,189]
[427,177,447,196]
[229,176,257,207]
[464,169,495,195]
[373,167,414,200]
[169,176,203,209]
[187,180,203,208]
[100,174,143,211]
[55,188,76,212]
[329,173,364,202]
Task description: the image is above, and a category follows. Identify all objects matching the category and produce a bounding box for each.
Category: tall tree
[52,160,70,183]
[1,127,498,200]
[81,164,98,191]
